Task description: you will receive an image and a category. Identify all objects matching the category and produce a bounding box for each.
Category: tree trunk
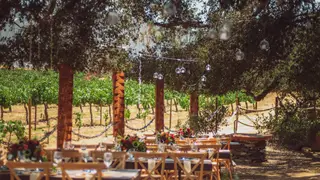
[190,92,199,117]
[136,103,141,115]
[89,103,93,126]
[0,106,3,120]
[245,101,248,109]
[174,99,178,112]
[24,104,29,125]
[100,103,103,125]
[34,105,37,131]
[9,106,12,112]
[79,104,83,113]
[150,104,154,114]
[231,104,234,114]
[108,104,112,124]
[44,103,49,125]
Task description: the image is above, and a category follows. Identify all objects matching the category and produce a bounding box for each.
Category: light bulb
[201,75,207,82]
[235,49,245,61]
[153,72,159,79]
[107,12,120,25]
[158,73,163,80]
[259,39,270,51]
[180,66,186,74]
[175,67,181,74]
[205,64,211,71]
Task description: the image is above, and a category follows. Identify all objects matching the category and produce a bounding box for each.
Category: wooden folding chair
[91,151,127,169]
[132,152,167,180]
[59,162,105,180]
[177,145,192,152]
[145,138,156,145]
[6,161,53,180]
[170,152,206,180]
[45,149,81,162]
[197,144,222,180]
[218,136,233,180]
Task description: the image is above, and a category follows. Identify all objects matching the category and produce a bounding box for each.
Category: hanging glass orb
[163,1,177,17]
[219,22,231,40]
[235,49,245,61]
[158,73,164,80]
[207,29,216,39]
[107,12,120,25]
[259,39,270,51]
[180,66,186,74]
[153,72,159,79]
[175,67,181,74]
[306,20,312,29]
[201,75,207,82]
[205,64,211,71]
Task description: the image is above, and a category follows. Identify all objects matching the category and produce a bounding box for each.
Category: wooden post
[190,91,199,117]
[215,97,219,133]
[155,79,164,132]
[34,105,37,130]
[28,98,32,140]
[113,71,125,137]
[169,99,172,129]
[234,93,239,133]
[57,64,74,149]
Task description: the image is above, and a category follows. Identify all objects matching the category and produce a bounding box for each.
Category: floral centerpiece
[7,138,46,161]
[177,127,194,138]
[156,131,175,145]
[120,135,146,152]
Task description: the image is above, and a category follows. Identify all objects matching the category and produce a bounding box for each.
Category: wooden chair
[144,138,156,145]
[196,139,217,144]
[197,144,222,180]
[132,152,168,180]
[72,144,99,150]
[169,152,206,180]
[45,149,81,162]
[91,151,127,169]
[6,161,53,180]
[177,145,192,152]
[59,162,105,180]
[218,136,233,180]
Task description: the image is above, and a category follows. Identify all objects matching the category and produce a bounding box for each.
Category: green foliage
[188,105,227,134]
[0,120,25,144]
[74,112,83,129]
[124,109,131,120]
[255,98,320,149]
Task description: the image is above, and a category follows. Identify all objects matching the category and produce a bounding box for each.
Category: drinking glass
[103,152,113,169]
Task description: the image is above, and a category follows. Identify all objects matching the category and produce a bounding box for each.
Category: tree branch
[153,20,211,29]
[244,76,280,101]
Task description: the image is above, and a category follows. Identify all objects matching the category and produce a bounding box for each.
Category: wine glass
[53,151,62,165]
[63,141,69,150]
[100,142,105,151]
[103,152,113,169]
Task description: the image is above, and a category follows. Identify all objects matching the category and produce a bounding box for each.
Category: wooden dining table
[0,169,141,180]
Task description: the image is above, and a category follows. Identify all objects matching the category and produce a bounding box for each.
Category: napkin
[30,172,40,180]
[184,160,191,173]
[148,159,155,173]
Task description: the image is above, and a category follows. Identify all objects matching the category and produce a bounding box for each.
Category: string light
[153,72,159,79]
[259,39,270,51]
[201,75,207,82]
[206,64,211,71]
[157,73,164,80]
[180,66,186,74]
[235,49,245,61]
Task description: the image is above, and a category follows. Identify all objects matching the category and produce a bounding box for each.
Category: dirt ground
[2,93,320,179]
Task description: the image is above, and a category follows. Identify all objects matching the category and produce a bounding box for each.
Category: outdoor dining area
[0,132,235,180]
